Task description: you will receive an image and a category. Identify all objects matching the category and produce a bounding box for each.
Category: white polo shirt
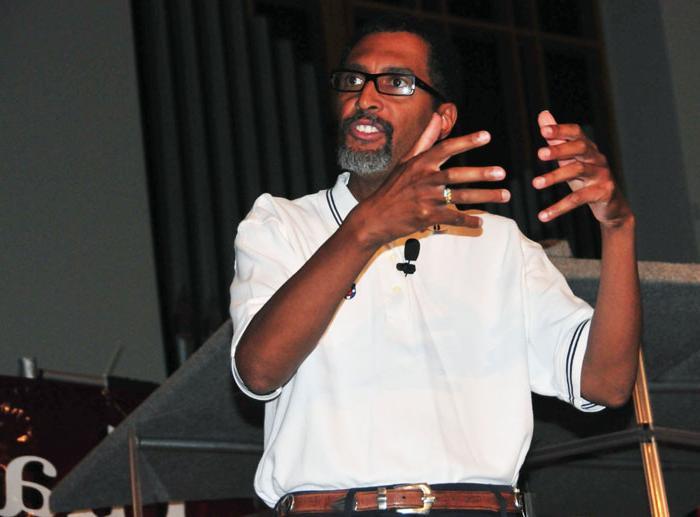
[230,172,602,507]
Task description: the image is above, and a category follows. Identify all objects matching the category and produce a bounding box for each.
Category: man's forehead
[345,31,430,74]
[343,63,416,75]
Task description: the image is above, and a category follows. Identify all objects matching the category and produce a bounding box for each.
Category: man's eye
[390,76,409,88]
[344,74,364,86]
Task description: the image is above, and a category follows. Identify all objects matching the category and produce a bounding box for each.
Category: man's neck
[347,170,389,202]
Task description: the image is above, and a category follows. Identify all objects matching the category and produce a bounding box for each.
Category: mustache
[341,111,394,136]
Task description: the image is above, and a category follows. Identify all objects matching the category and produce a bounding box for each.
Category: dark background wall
[0,0,698,406]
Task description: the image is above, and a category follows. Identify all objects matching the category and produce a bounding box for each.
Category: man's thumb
[538,109,565,145]
[401,113,442,162]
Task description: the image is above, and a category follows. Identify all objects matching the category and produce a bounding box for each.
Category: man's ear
[437,103,458,140]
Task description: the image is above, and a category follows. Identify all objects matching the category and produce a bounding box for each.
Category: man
[230,15,640,517]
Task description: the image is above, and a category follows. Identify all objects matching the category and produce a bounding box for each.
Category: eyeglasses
[330,69,446,103]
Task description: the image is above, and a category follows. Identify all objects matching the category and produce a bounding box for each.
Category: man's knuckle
[439,139,455,155]
[603,180,615,197]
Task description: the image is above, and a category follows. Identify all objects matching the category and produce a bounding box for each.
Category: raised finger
[428,166,506,185]
[537,110,565,145]
[538,140,604,164]
[424,130,491,168]
[532,161,606,189]
[433,206,483,229]
[540,123,589,142]
[538,184,609,222]
[402,113,442,162]
[448,187,511,205]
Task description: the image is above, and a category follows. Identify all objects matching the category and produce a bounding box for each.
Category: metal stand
[50,321,269,513]
[633,352,669,517]
[128,428,144,517]
[527,350,700,516]
[125,431,263,513]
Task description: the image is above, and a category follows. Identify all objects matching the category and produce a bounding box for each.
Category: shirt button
[392,286,401,294]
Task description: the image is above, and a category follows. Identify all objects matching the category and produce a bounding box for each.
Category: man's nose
[356,79,384,112]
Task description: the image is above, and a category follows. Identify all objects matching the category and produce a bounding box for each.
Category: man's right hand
[349,113,511,249]
[235,114,511,395]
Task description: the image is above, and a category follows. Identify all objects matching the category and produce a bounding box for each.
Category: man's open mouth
[346,116,391,143]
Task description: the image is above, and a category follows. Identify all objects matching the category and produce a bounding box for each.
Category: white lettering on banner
[2,456,186,516]
[68,509,126,517]
[165,503,185,517]
[66,503,183,517]
[0,456,56,517]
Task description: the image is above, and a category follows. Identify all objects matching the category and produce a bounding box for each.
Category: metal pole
[138,437,263,454]
[128,428,144,517]
[633,350,670,517]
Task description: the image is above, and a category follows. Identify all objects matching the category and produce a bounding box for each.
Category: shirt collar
[326,172,358,226]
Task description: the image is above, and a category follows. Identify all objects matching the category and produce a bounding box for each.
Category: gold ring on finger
[443,186,452,205]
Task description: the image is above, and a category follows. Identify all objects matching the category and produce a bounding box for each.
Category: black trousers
[275,483,523,517]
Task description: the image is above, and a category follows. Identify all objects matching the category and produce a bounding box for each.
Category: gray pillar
[599,0,698,263]
[0,0,165,381]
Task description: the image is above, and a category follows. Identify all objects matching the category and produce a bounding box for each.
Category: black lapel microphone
[396,238,420,276]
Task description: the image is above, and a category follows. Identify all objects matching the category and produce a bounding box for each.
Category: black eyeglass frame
[330,69,447,103]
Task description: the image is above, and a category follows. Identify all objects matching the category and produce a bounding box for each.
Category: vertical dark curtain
[132,0,610,373]
[131,0,333,372]
[350,1,607,259]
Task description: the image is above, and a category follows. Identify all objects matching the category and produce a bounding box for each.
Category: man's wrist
[342,203,385,253]
[600,213,635,234]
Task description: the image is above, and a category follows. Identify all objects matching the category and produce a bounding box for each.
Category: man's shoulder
[480,211,519,229]
[468,210,524,241]
[478,211,549,257]
[242,189,327,226]
[426,211,527,267]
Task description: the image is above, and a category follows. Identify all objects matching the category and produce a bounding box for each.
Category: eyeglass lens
[331,70,415,96]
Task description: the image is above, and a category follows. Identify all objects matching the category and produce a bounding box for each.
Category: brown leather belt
[277,483,522,515]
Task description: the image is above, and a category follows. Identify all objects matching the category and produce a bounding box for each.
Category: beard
[336,112,394,176]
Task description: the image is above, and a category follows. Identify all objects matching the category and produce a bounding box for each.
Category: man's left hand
[533,110,633,228]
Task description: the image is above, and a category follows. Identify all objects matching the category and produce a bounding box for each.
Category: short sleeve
[229,195,303,401]
[521,236,604,412]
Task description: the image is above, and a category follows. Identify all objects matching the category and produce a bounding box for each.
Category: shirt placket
[382,243,416,346]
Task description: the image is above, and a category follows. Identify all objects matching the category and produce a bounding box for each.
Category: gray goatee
[337,113,394,176]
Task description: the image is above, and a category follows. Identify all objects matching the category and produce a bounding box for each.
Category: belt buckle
[513,488,526,517]
[277,494,294,516]
[394,483,435,514]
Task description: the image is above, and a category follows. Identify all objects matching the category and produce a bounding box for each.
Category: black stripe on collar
[326,188,343,227]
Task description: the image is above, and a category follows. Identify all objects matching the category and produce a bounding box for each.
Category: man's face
[336,32,437,177]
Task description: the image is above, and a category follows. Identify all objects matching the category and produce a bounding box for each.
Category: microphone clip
[396,262,416,276]
[396,238,420,276]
